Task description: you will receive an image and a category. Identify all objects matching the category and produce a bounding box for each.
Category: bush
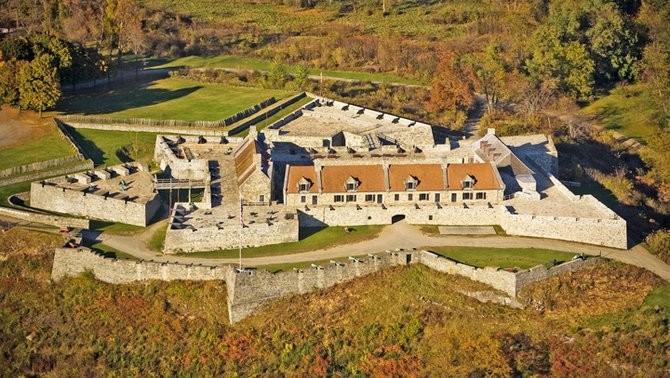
[645,230,670,263]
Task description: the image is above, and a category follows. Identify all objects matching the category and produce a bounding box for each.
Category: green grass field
[0,126,75,171]
[427,246,579,269]
[157,55,423,85]
[65,128,157,167]
[582,84,662,143]
[231,95,313,136]
[59,76,295,122]
[179,225,383,258]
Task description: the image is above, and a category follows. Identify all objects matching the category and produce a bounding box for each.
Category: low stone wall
[227,92,308,135]
[0,206,89,228]
[59,120,228,137]
[30,181,161,227]
[0,159,94,187]
[154,136,210,181]
[0,155,83,178]
[51,248,226,283]
[52,246,601,323]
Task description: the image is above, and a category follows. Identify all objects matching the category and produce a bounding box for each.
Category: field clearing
[582,85,661,143]
[157,55,423,85]
[179,225,383,258]
[65,128,157,167]
[427,246,579,269]
[0,109,76,170]
[59,76,295,122]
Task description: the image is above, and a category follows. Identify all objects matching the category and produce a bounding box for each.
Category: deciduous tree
[18,53,61,116]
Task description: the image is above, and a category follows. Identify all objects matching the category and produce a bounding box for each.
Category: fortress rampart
[52,247,601,323]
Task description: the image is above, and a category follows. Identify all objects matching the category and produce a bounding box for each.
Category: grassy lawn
[179,225,383,258]
[89,220,144,236]
[157,55,423,85]
[59,76,295,122]
[0,181,32,207]
[147,225,167,252]
[581,84,661,143]
[65,128,157,167]
[231,95,313,136]
[0,124,75,171]
[427,246,579,269]
[81,239,137,260]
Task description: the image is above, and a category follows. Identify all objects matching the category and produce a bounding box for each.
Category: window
[476,192,486,200]
[346,194,357,202]
[408,194,413,201]
[434,193,440,203]
[463,180,473,189]
[394,194,400,201]
[298,183,309,192]
[463,192,473,200]
[334,195,344,202]
[365,194,375,202]
[345,177,358,192]
[300,195,306,203]
[451,193,457,202]
[259,195,265,202]
[404,176,417,191]
[312,196,318,205]
[419,193,429,201]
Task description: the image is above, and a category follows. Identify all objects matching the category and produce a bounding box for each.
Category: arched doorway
[391,214,406,224]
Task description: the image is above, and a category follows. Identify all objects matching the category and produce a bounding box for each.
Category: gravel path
[95,221,670,282]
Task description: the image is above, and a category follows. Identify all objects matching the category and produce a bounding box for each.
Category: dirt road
[94,221,670,282]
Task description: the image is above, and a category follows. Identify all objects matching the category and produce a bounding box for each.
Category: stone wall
[30,181,161,227]
[0,159,94,187]
[52,246,601,323]
[0,206,89,228]
[499,207,627,249]
[60,120,229,137]
[0,155,83,178]
[154,136,210,181]
[298,203,500,227]
[52,247,227,283]
[163,210,299,253]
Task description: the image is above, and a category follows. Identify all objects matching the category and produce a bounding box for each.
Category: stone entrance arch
[391,214,406,223]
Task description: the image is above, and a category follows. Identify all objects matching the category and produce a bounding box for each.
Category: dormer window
[405,176,418,191]
[462,175,475,190]
[345,176,359,192]
[297,177,312,193]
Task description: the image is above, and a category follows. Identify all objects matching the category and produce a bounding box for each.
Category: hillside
[1,228,668,376]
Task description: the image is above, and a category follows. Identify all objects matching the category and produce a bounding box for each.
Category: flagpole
[238,192,243,271]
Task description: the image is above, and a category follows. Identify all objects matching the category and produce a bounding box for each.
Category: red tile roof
[286,165,318,194]
[447,163,501,190]
[321,165,385,193]
[388,164,444,191]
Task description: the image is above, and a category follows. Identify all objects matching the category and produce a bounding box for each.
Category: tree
[292,64,310,90]
[468,42,509,113]
[0,59,26,106]
[641,133,670,185]
[116,0,147,75]
[264,61,289,89]
[427,52,475,113]
[18,53,61,117]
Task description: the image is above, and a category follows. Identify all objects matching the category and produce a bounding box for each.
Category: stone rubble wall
[0,206,90,228]
[30,181,161,227]
[52,247,601,323]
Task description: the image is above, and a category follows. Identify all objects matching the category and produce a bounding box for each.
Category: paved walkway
[94,221,670,282]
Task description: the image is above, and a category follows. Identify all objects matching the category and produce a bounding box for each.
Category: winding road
[93,221,670,282]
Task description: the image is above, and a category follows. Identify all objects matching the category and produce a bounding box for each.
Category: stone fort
[30,95,627,252]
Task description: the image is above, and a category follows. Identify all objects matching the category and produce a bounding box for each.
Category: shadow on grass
[58,76,202,116]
